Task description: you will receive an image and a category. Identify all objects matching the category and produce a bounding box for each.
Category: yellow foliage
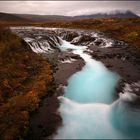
[127,31,139,39]
[3,79,11,88]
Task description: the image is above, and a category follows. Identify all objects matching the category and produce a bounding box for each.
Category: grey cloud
[0,1,139,16]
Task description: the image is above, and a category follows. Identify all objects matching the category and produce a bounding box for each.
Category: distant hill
[15,10,140,22]
[0,12,30,22]
[14,14,71,22]
[0,10,139,23]
[74,10,139,19]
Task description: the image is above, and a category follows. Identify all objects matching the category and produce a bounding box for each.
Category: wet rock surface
[28,96,61,140]
[89,45,140,83]
[56,30,79,42]
[54,59,85,86]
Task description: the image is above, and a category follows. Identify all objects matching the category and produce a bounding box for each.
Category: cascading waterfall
[11,27,140,139]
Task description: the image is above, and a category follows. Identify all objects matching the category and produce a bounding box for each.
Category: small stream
[11,27,140,139]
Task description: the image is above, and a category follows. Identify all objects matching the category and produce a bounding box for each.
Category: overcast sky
[0,1,140,16]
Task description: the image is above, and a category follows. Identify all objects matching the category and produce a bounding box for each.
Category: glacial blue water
[55,40,140,139]
[65,50,119,104]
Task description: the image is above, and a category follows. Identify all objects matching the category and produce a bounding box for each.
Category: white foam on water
[58,39,87,52]
[54,96,127,139]
[61,58,76,64]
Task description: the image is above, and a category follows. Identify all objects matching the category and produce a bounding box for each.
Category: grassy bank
[0,27,53,140]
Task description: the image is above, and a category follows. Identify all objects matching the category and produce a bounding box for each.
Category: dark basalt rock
[56,30,79,42]
[71,35,96,45]
[116,79,126,95]
[80,35,95,42]
[94,39,103,46]
[28,96,62,140]
[63,31,79,42]
[119,81,140,107]
[70,55,81,60]
[55,84,65,96]
[58,53,81,60]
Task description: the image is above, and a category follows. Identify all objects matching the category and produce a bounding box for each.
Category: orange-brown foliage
[0,27,53,140]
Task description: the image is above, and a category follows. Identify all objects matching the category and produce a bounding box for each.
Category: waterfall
[10,27,140,139]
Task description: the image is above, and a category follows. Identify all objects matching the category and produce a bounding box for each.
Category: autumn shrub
[0,27,53,140]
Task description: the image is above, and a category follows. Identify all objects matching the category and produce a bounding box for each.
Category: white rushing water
[53,39,140,139]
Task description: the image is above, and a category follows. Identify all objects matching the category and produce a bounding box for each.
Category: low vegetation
[0,27,53,140]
